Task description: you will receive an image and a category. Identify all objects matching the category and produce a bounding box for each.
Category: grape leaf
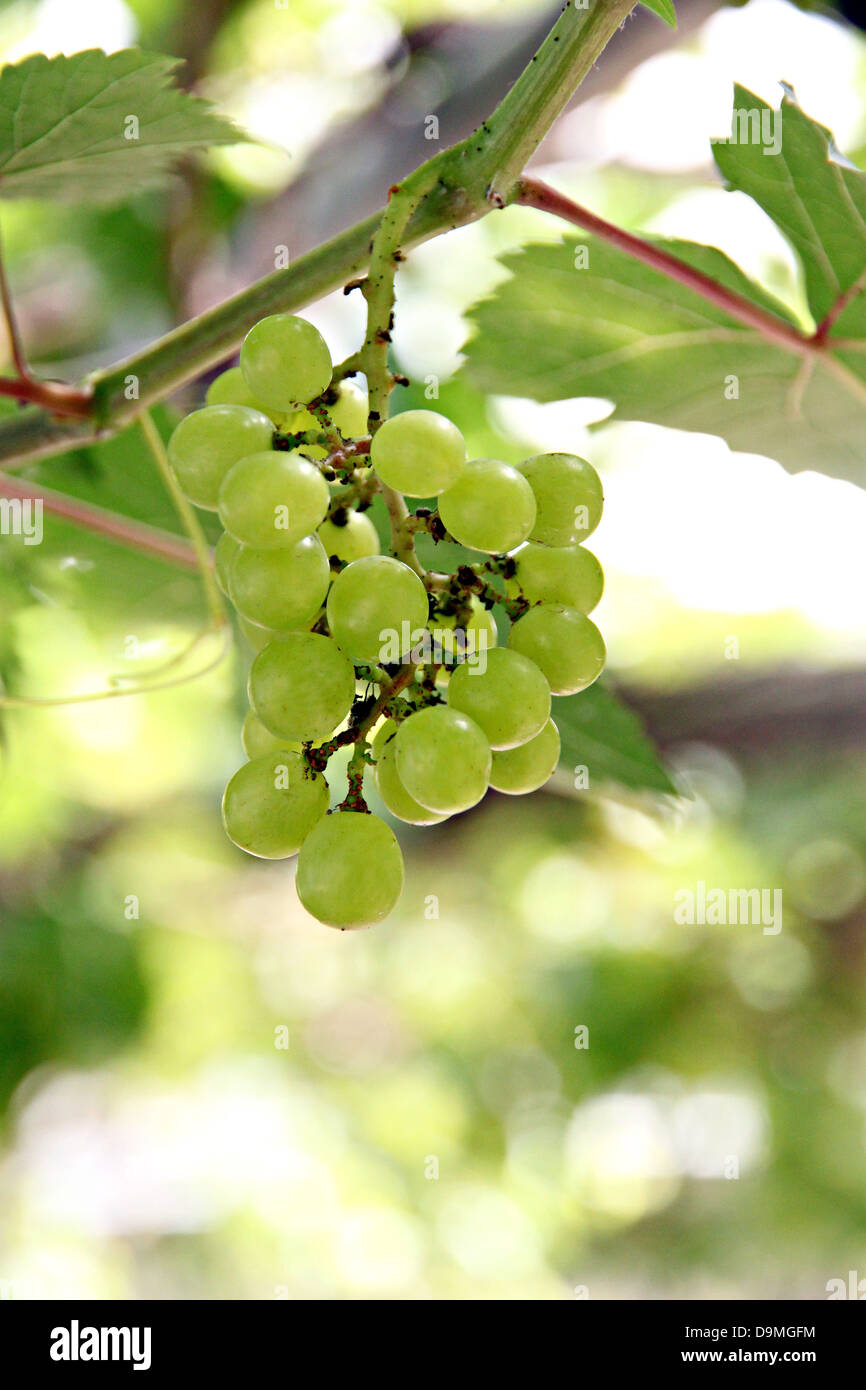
[0,49,241,202]
[640,0,677,27]
[462,89,866,486]
[555,684,677,795]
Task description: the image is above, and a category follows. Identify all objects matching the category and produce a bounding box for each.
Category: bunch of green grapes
[168,313,606,931]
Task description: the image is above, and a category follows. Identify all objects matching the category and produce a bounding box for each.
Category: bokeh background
[2,0,866,1300]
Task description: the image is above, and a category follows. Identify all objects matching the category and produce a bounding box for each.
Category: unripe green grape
[214,531,241,596]
[242,709,300,759]
[222,751,328,859]
[510,542,604,613]
[439,458,536,554]
[167,405,273,510]
[318,510,381,563]
[206,365,276,422]
[447,646,550,750]
[240,313,333,411]
[239,616,291,652]
[285,406,326,459]
[249,634,356,743]
[330,381,369,439]
[490,719,560,795]
[518,453,603,546]
[327,555,429,664]
[508,603,605,695]
[229,535,329,631]
[372,720,448,826]
[395,706,490,814]
[296,810,404,929]
[428,596,496,661]
[218,450,329,549]
[370,409,466,496]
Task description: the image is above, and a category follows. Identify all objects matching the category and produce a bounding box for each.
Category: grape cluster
[168,313,606,930]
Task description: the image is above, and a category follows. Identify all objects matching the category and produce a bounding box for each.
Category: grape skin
[249,634,356,743]
[427,597,496,662]
[218,450,330,549]
[372,720,448,826]
[214,531,241,596]
[318,511,381,564]
[330,381,369,439]
[167,405,274,511]
[206,366,277,422]
[511,542,604,614]
[229,535,329,631]
[296,811,404,929]
[370,409,466,496]
[222,752,329,859]
[446,646,550,750]
[242,709,300,759]
[240,313,333,410]
[327,555,429,663]
[439,458,536,554]
[395,706,491,814]
[490,719,561,795]
[508,603,605,696]
[518,453,604,546]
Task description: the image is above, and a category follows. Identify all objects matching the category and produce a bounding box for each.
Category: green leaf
[640,0,677,27]
[0,48,241,202]
[556,684,677,795]
[713,85,866,335]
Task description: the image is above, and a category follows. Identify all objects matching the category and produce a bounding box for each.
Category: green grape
[510,542,604,613]
[518,453,603,546]
[296,810,404,929]
[249,634,356,742]
[284,406,326,459]
[439,458,536,554]
[490,719,561,795]
[370,409,466,496]
[206,365,276,421]
[240,313,333,411]
[229,535,329,630]
[318,510,381,563]
[327,555,429,663]
[167,405,274,510]
[446,646,550,750]
[508,603,605,695]
[239,616,291,652]
[395,706,490,814]
[218,450,329,549]
[428,596,496,661]
[214,531,241,596]
[372,720,448,826]
[222,751,328,859]
[242,709,300,759]
[330,381,369,439]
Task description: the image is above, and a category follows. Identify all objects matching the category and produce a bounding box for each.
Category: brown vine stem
[516,176,818,355]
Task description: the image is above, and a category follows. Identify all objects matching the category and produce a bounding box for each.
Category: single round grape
[372,720,448,826]
[438,458,536,554]
[508,603,605,695]
[296,811,404,929]
[214,531,241,596]
[239,616,291,652]
[167,405,274,510]
[447,646,550,750]
[395,706,490,814]
[240,314,332,411]
[318,510,381,564]
[222,752,328,859]
[229,535,329,630]
[218,450,329,549]
[242,709,300,759]
[510,542,604,613]
[490,719,561,795]
[327,555,429,664]
[370,409,466,496]
[428,596,496,662]
[249,634,356,742]
[518,453,603,546]
[330,381,369,439]
[206,365,276,421]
